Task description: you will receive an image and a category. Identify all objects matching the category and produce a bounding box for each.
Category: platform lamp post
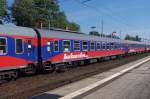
[91,26,96,31]
[119,30,122,39]
[90,26,96,36]
[47,15,51,30]
[112,31,116,38]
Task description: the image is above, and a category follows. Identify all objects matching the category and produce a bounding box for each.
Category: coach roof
[0,25,36,37]
[124,40,146,45]
[37,28,123,43]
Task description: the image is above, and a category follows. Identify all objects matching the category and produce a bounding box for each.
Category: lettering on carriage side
[129,49,135,52]
[64,53,88,60]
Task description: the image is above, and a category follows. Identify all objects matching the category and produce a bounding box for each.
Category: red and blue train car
[38,29,125,65]
[0,26,40,78]
[0,25,150,80]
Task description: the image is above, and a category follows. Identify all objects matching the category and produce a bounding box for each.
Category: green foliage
[89,31,100,36]
[89,31,120,39]
[12,0,35,26]
[0,20,3,24]
[53,12,68,29]
[106,34,120,39]
[68,22,80,31]
[0,0,6,16]
[12,0,80,31]
[125,34,141,41]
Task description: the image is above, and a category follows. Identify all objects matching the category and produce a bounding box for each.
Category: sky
[7,0,150,39]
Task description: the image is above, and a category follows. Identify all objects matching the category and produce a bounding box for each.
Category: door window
[54,41,59,52]
[27,40,32,51]
[47,41,51,52]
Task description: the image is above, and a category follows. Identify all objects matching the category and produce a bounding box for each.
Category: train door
[25,39,35,61]
[41,39,55,71]
[123,43,129,54]
[45,40,53,60]
[41,39,54,63]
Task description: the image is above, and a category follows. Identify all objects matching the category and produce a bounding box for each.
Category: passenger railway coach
[0,25,149,80]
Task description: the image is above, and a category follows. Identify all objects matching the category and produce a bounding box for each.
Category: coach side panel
[0,35,38,71]
[41,37,125,64]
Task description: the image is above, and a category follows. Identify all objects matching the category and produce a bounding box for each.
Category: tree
[125,34,141,42]
[12,0,80,31]
[89,31,100,36]
[0,19,3,24]
[54,12,69,29]
[12,0,35,27]
[0,0,6,17]
[68,22,80,31]
[135,35,141,41]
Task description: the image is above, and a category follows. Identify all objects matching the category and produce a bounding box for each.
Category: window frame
[110,43,113,50]
[63,40,71,52]
[96,42,101,50]
[114,43,118,49]
[15,38,24,54]
[82,41,88,51]
[0,37,7,55]
[53,40,59,52]
[106,42,110,50]
[90,41,95,50]
[102,42,106,50]
[118,43,121,49]
[74,40,80,51]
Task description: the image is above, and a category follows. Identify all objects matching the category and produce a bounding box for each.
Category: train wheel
[11,71,18,81]
[43,62,55,73]
[27,64,37,75]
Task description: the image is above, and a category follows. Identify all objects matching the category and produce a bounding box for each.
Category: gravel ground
[0,53,150,99]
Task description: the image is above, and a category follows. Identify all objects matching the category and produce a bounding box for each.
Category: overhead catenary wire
[75,0,135,29]
[59,0,145,39]
[81,0,93,3]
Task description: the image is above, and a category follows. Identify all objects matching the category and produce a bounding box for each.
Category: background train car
[37,28,125,71]
[124,40,146,54]
[145,42,150,51]
[0,25,38,80]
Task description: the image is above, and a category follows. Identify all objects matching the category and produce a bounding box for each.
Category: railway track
[0,52,150,99]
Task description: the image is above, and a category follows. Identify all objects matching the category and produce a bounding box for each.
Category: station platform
[29,56,150,99]
[83,58,150,99]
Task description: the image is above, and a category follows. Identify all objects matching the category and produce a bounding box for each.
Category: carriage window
[82,41,88,50]
[47,41,51,52]
[90,42,95,50]
[96,42,101,50]
[16,39,23,53]
[118,43,121,49]
[114,43,118,49]
[63,40,70,52]
[111,43,114,49]
[107,43,110,49]
[102,42,106,49]
[74,40,80,51]
[0,38,7,54]
[54,41,59,51]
